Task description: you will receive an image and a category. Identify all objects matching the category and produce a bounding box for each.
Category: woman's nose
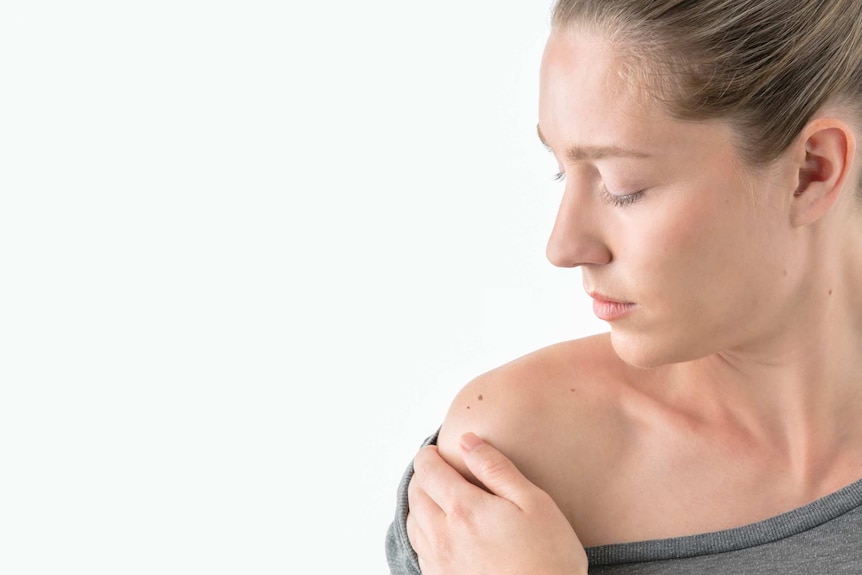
[545,183,612,268]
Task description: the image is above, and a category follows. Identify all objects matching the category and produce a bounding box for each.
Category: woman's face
[538,29,800,368]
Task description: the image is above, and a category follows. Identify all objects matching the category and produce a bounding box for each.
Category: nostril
[546,226,612,268]
[546,239,577,268]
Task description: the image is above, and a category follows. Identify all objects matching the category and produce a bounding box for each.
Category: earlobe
[790,120,855,227]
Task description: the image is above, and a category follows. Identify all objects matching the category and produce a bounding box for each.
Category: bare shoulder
[437,332,645,497]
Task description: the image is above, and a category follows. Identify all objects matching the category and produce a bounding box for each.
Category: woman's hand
[406,432,588,575]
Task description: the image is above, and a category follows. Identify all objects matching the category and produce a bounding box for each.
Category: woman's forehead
[538,30,741,162]
[539,33,664,150]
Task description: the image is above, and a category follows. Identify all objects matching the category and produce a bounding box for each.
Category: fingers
[407,467,444,550]
[405,509,429,559]
[459,432,532,509]
[408,468,444,519]
[405,506,436,575]
[412,444,484,515]
[407,446,464,573]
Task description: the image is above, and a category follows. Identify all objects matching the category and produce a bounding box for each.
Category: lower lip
[592,299,637,321]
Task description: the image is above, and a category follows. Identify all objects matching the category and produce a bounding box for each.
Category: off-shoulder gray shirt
[386,431,862,574]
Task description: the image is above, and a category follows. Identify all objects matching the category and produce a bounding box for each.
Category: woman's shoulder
[435,332,649,494]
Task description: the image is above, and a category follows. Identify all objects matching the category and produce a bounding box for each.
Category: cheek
[660,195,781,317]
[616,190,755,318]
[618,196,720,283]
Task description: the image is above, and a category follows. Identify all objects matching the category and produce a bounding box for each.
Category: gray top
[386,431,862,574]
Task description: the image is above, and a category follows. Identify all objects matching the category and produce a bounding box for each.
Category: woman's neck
[668,223,862,486]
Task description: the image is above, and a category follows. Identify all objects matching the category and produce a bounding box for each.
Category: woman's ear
[790,119,856,227]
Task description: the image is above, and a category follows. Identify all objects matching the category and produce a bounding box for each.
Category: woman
[387,0,862,573]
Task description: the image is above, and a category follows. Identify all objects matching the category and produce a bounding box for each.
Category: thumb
[459,432,532,507]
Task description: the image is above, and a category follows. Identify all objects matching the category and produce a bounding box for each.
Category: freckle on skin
[478,394,483,401]
[467,406,471,410]
[829,289,833,296]
[783,269,788,277]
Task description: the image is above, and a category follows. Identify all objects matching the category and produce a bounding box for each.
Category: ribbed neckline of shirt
[586,475,862,566]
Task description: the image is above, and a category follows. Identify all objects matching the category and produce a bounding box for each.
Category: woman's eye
[552,172,645,207]
[600,185,645,207]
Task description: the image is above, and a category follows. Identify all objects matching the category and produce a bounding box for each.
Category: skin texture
[407,26,862,572]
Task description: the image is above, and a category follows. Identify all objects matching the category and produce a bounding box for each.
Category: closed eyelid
[551,170,646,207]
[601,185,645,207]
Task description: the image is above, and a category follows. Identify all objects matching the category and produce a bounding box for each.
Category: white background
[0,1,604,573]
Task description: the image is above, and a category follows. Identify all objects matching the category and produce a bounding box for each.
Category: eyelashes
[552,171,645,207]
[601,187,645,207]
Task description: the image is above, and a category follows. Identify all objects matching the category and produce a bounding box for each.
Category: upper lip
[587,290,633,305]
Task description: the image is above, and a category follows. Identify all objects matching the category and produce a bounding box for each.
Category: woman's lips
[589,293,637,321]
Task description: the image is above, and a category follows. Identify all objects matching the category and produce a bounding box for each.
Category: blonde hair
[551,0,862,167]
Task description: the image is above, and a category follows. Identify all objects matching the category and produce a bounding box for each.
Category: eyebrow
[537,124,650,161]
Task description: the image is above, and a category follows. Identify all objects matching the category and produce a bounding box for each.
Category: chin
[608,328,703,369]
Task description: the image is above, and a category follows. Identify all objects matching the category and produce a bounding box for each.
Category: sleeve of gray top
[385,431,440,575]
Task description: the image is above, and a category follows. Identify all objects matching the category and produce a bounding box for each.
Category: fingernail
[460,432,484,452]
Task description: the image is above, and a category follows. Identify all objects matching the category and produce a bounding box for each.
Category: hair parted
[551,0,862,167]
